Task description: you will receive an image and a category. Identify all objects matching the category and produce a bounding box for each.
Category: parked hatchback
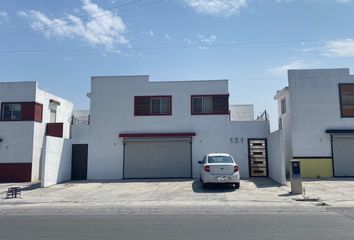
[198,153,240,189]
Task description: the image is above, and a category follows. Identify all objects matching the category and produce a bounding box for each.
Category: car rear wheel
[234,183,240,189]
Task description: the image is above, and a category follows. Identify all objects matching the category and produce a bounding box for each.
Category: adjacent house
[0,81,73,182]
[275,68,354,178]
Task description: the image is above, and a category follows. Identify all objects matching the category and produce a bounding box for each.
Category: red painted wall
[34,103,43,122]
[0,163,32,182]
[21,102,35,120]
[46,122,63,138]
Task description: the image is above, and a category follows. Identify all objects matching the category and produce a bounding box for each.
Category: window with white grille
[1,103,21,120]
[135,96,171,116]
[191,95,229,115]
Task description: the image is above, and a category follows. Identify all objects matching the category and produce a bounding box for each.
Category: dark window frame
[134,95,172,116]
[1,102,22,121]
[0,102,43,122]
[191,94,230,115]
[339,83,354,118]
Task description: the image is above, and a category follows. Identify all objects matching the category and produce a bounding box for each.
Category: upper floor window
[50,109,57,123]
[134,96,172,116]
[1,103,21,120]
[280,98,286,114]
[49,99,60,123]
[339,84,354,117]
[191,95,229,115]
[0,102,42,122]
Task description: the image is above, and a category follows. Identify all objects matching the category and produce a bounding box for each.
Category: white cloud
[183,34,218,50]
[335,0,352,3]
[323,39,354,57]
[183,0,248,16]
[0,11,9,23]
[276,0,352,2]
[142,30,155,37]
[148,30,154,36]
[301,46,321,53]
[164,34,171,40]
[18,0,128,49]
[267,60,310,77]
[184,38,194,45]
[198,34,217,44]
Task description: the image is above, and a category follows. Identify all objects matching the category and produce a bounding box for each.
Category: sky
[1,0,354,130]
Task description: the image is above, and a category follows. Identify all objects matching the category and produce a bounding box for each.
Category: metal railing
[69,115,90,125]
[256,110,269,121]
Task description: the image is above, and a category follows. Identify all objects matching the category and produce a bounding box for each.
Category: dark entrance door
[248,139,269,177]
[71,144,88,180]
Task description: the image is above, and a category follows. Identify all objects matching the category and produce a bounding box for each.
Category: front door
[71,144,88,180]
[248,139,268,177]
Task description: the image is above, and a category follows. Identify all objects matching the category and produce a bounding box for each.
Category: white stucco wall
[71,125,90,144]
[0,81,37,101]
[87,76,270,180]
[0,82,37,165]
[288,68,354,157]
[275,87,292,174]
[0,122,34,163]
[31,89,73,181]
[41,136,72,187]
[268,130,286,185]
[71,110,90,144]
[230,104,254,121]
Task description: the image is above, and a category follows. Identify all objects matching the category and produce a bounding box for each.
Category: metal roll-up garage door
[123,138,192,179]
[333,135,354,177]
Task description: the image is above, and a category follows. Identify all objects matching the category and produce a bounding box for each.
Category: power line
[0,38,332,54]
[0,0,165,40]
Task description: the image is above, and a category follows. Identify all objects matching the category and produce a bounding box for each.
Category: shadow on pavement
[245,178,282,188]
[21,182,41,192]
[191,180,236,193]
[64,178,194,185]
[278,193,292,197]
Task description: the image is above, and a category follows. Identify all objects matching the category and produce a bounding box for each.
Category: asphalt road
[1,211,354,240]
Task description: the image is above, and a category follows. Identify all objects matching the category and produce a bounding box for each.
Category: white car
[198,153,240,189]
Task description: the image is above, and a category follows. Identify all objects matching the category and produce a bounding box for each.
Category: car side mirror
[198,161,202,164]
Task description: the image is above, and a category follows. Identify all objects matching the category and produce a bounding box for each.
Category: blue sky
[1,0,354,129]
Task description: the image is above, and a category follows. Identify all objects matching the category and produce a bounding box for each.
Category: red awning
[119,132,196,138]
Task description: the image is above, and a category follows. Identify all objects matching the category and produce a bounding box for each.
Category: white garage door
[333,135,354,177]
[123,138,192,179]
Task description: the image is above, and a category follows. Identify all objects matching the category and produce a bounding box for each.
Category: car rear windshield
[207,156,234,164]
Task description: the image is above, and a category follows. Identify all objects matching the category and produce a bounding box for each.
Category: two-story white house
[275,68,354,178]
[71,75,272,180]
[0,81,73,182]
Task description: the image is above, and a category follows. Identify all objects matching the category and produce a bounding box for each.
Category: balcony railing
[256,110,269,121]
[69,115,90,125]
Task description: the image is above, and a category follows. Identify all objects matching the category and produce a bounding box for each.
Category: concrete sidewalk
[1,178,354,214]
